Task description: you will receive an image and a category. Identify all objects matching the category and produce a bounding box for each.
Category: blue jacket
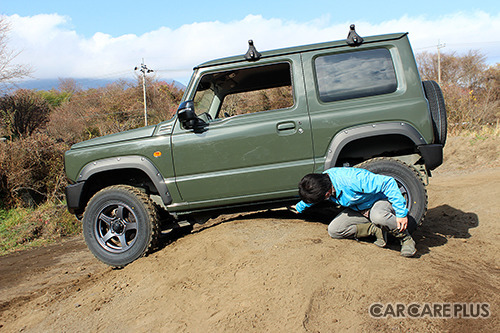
[295,167,408,218]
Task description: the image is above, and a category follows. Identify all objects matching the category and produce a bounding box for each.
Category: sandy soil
[0,135,499,332]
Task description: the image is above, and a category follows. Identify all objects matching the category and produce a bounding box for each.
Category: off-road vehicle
[65,25,447,266]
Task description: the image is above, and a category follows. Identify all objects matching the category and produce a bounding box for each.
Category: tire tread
[84,185,160,267]
[356,157,428,226]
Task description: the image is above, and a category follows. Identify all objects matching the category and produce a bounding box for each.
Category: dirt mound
[0,135,499,332]
[435,133,499,174]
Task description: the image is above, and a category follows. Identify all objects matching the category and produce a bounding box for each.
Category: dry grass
[435,124,500,175]
[448,121,500,137]
[0,201,81,256]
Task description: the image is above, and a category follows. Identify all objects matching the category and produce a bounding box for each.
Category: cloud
[4,11,500,83]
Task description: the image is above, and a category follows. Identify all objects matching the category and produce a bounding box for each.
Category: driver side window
[193,62,294,120]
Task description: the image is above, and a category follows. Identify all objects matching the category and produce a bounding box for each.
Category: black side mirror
[177,101,197,129]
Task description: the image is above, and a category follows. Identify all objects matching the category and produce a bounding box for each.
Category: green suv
[65,26,447,266]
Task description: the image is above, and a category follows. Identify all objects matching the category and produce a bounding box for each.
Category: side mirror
[177,101,197,129]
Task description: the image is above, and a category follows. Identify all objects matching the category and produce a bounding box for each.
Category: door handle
[277,121,296,131]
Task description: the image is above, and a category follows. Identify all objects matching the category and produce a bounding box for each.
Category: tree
[0,90,51,138]
[148,81,184,123]
[38,89,72,108]
[416,50,487,91]
[0,17,32,90]
[58,78,81,94]
[484,63,500,101]
[416,50,499,129]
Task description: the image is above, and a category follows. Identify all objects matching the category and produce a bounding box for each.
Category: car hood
[71,125,157,149]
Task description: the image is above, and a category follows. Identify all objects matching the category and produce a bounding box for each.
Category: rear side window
[315,48,397,102]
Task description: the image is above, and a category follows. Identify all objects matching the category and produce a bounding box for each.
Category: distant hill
[11,78,186,91]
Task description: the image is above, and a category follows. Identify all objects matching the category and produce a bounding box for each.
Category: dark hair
[298,173,332,204]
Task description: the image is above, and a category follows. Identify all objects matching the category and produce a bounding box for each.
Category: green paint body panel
[64,31,441,216]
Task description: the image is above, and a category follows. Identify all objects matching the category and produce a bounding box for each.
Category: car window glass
[221,85,293,117]
[315,48,397,102]
[193,62,294,119]
[193,86,215,116]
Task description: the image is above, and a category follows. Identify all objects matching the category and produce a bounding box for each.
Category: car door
[170,56,314,211]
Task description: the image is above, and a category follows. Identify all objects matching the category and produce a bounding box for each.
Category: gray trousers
[327,200,399,239]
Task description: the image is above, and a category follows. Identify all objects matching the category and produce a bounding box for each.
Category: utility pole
[436,41,446,85]
[134,59,154,126]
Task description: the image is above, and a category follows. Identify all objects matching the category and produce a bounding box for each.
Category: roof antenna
[244,40,261,61]
[346,24,364,46]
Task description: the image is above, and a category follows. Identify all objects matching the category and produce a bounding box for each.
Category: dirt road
[1,136,499,332]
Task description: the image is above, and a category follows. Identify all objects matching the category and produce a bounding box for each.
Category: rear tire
[356,158,427,229]
[83,185,160,267]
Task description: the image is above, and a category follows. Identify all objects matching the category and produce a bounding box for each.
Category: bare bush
[147,81,184,124]
[417,50,499,131]
[221,86,293,116]
[0,90,51,138]
[47,81,142,143]
[0,133,68,207]
[47,79,184,144]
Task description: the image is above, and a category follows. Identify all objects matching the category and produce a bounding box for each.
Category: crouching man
[292,167,416,257]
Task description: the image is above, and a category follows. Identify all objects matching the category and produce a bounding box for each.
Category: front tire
[356,158,428,228]
[83,185,160,267]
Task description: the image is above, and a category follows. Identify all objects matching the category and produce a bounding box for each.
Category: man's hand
[287,205,299,214]
[396,216,408,231]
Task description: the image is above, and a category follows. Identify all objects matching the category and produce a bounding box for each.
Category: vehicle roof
[195,32,408,69]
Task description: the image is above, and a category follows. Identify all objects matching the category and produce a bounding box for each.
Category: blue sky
[2,0,500,84]
[2,0,498,37]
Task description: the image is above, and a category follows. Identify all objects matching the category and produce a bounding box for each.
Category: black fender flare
[73,155,172,208]
[324,122,427,170]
